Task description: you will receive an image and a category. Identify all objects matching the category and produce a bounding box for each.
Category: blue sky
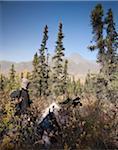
[0,1,118,62]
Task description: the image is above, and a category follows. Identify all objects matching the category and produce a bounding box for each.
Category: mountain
[0,61,33,74]
[67,53,100,80]
[0,53,100,80]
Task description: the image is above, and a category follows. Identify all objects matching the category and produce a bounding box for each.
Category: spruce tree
[72,76,77,97]
[88,5,118,103]
[31,52,40,97]
[45,50,50,96]
[0,65,4,91]
[0,74,4,91]
[38,25,48,97]
[62,59,68,97]
[89,5,118,76]
[84,72,94,93]
[8,64,16,91]
[89,4,106,73]
[105,8,118,76]
[52,22,65,97]
[26,72,31,80]
[66,77,73,98]
[76,79,82,95]
[10,64,15,81]
[33,53,39,73]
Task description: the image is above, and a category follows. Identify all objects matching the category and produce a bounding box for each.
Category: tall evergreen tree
[8,64,16,91]
[26,72,31,80]
[52,22,65,97]
[76,79,82,95]
[0,74,4,91]
[38,25,48,97]
[105,8,118,75]
[72,76,78,97]
[89,4,106,72]
[62,59,68,96]
[31,52,40,97]
[0,65,4,91]
[33,53,39,72]
[89,4,118,76]
[10,64,16,82]
[45,50,50,96]
[84,71,94,93]
[66,77,73,98]
[88,5,118,104]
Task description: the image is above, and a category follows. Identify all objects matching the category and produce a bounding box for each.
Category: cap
[21,78,29,89]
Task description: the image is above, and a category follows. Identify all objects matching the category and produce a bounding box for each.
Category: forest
[0,4,118,150]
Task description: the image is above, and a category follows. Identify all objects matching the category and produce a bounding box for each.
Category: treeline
[0,22,82,101]
[31,23,69,99]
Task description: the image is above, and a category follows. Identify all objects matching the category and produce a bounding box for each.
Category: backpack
[10,89,21,100]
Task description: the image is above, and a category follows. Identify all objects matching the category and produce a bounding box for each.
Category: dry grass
[0,92,117,150]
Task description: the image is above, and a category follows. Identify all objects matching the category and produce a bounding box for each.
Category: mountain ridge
[0,53,100,80]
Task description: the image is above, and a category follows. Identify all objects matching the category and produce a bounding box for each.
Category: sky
[0,1,118,62]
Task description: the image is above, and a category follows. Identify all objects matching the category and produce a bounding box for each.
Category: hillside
[0,53,100,80]
[67,53,100,79]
